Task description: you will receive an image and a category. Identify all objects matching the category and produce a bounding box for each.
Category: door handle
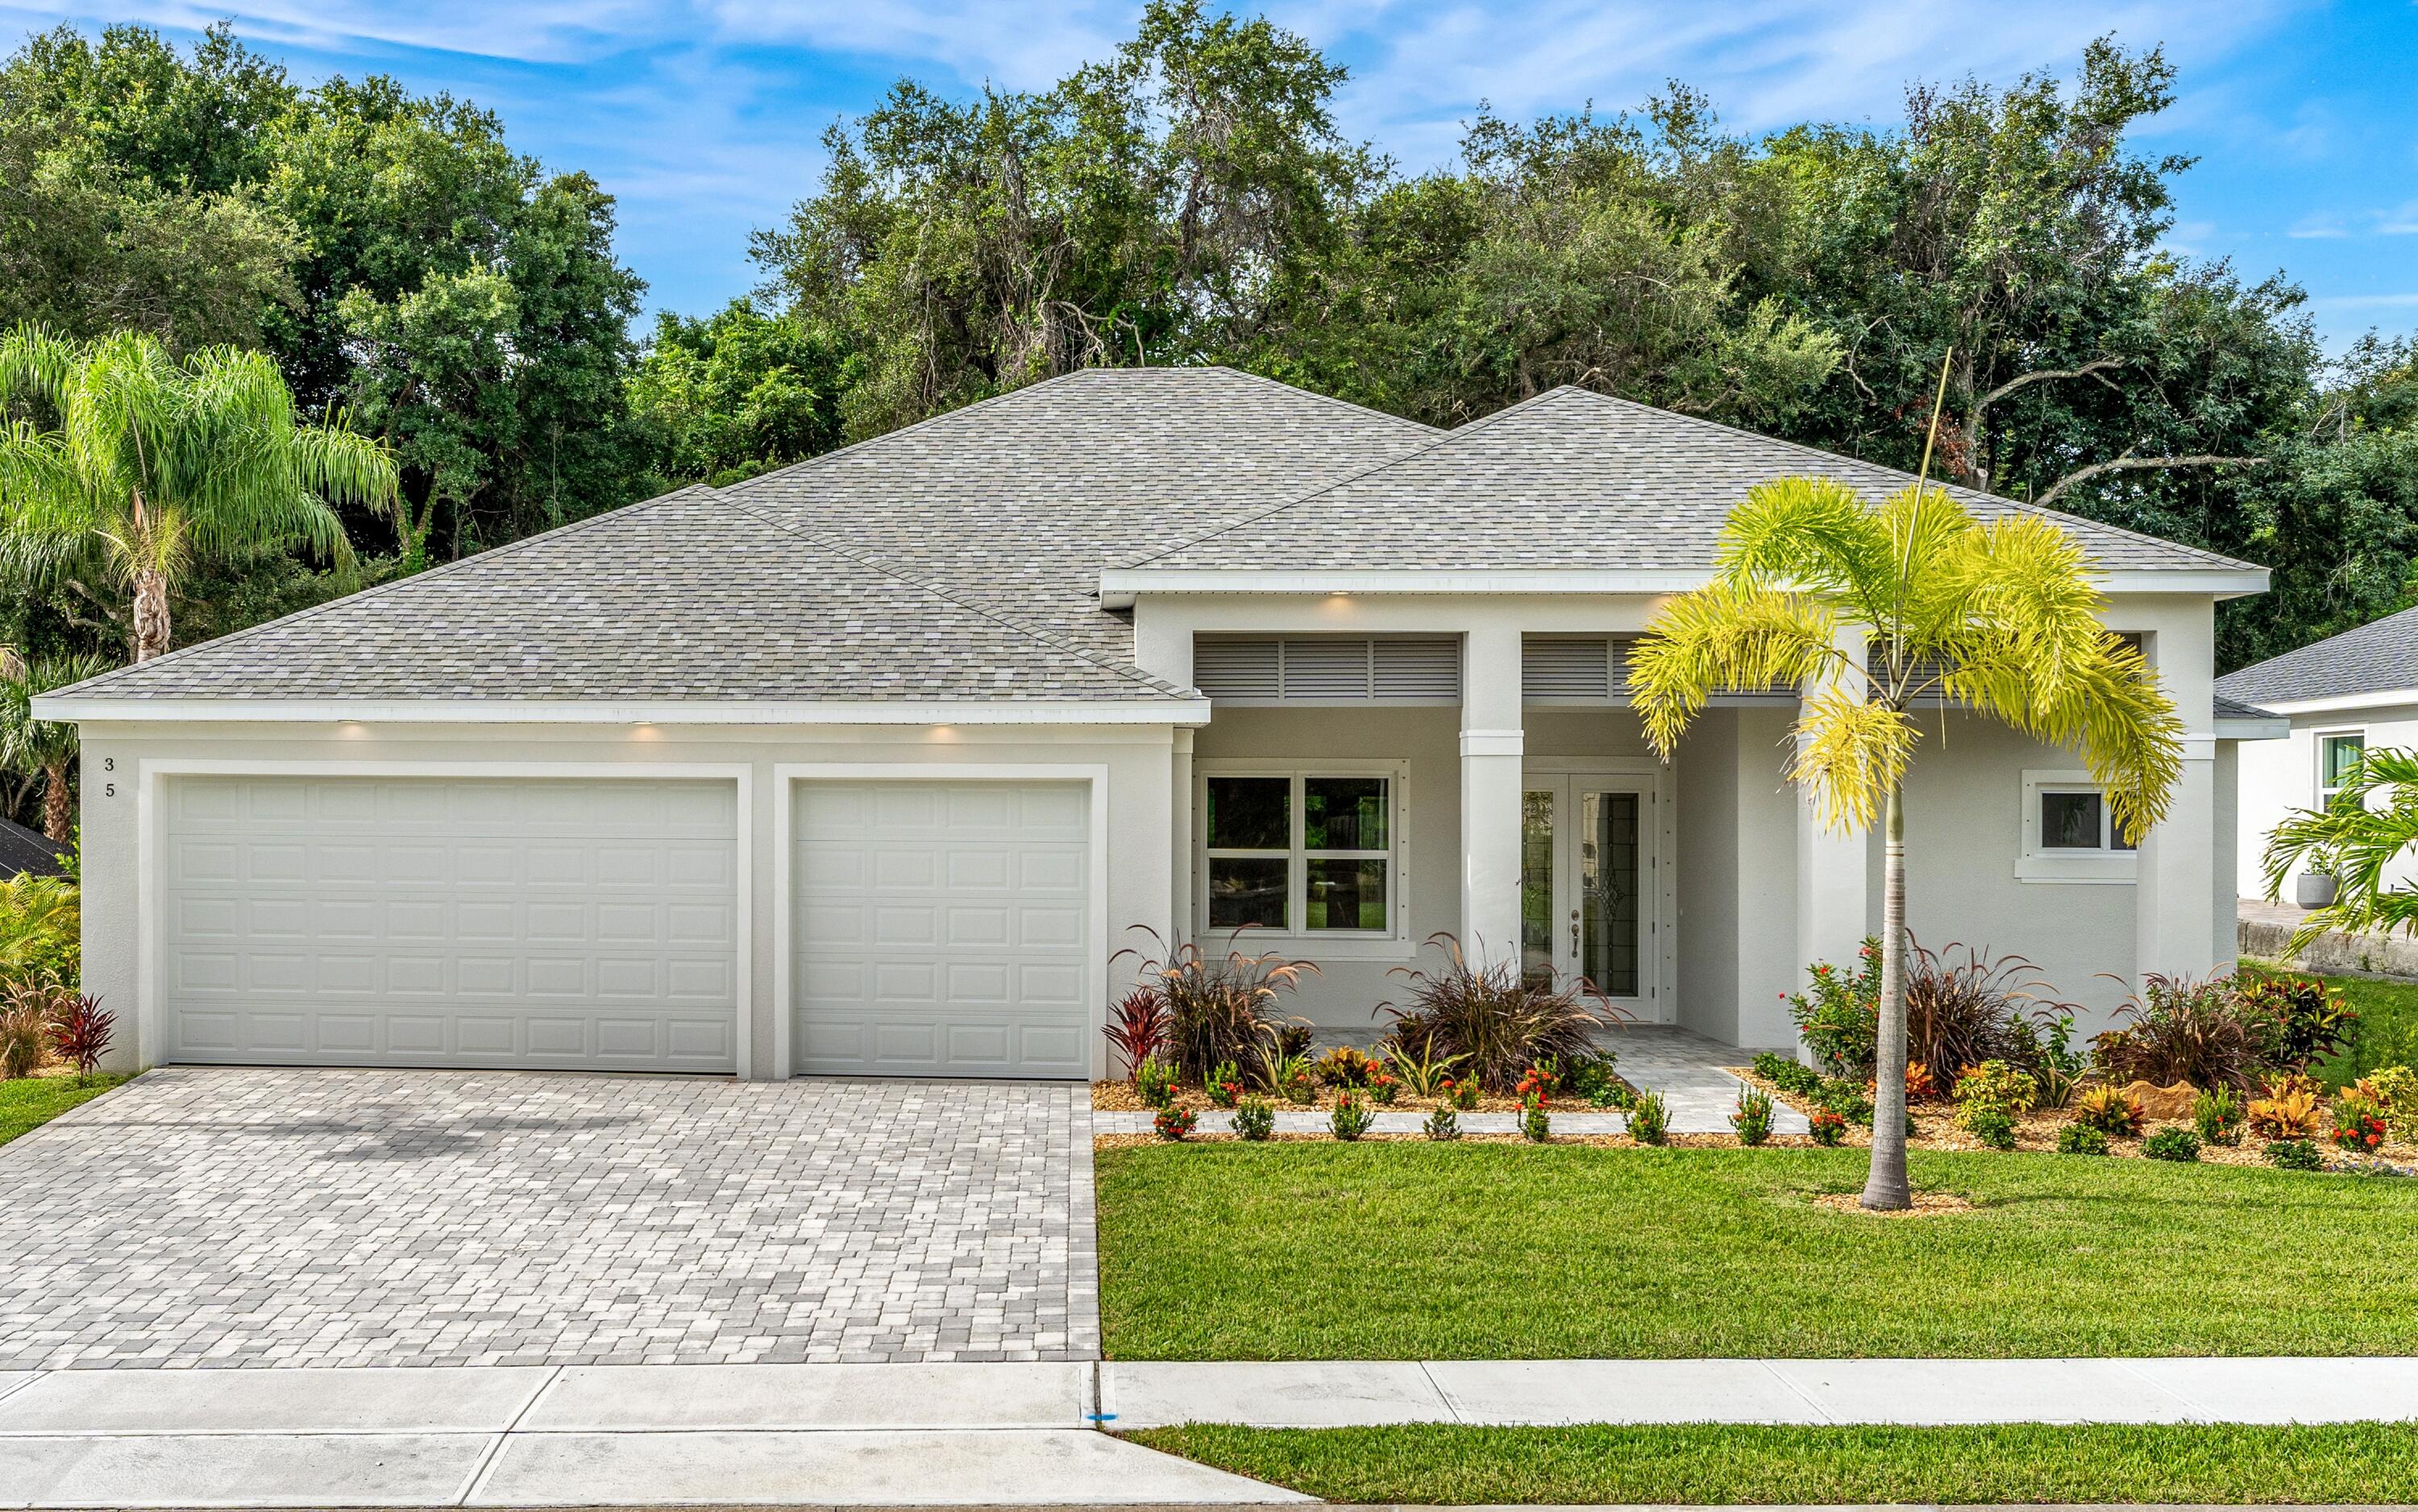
[1568,908,1580,954]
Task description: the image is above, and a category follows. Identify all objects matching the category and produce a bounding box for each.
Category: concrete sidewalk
[6,1356,2416,1507]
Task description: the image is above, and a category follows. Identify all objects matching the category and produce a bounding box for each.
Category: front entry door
[1520,774,1662,1019]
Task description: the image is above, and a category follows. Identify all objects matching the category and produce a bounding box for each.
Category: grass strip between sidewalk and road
[1128,1421,2418,1505]
[1097,1142,2418,1359]
[0,1073,129,1149]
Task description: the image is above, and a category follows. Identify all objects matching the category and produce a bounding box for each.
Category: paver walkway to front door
[0,1067,1094,1370]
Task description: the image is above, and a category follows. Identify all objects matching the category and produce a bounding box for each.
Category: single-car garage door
[164,776,740,1071]
[792,780,1091,1078]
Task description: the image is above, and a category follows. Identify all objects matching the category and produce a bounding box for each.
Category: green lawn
[1096,1143,2418,1359]
[0,1073,129,1148]
[1131,1422,2418,1506]
[2300,970,2418,1087]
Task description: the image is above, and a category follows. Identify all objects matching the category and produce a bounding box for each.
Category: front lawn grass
[1096,1143,2418,1359]
[2279,967,2418,1087]
[0,1073,129,1148]
[1129,1422,2418,1505]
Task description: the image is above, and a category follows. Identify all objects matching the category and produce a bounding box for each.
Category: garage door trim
[775,762,1109,1080]
[138,759,755,1077]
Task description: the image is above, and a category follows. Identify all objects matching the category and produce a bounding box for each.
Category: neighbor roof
[48,369,1437,707]
[1128,386,2259,576]
[2216,604,2418,707]
[0,818,67,879]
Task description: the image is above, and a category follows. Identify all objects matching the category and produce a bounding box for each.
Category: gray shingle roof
[53,370,1439,706]
[1131,386,2259,575]
[2216,604,2418,707]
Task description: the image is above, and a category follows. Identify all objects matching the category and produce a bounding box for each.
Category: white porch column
[2133,615,2221,985]
[1171,727,1194,945]
[1794,629,1871,1036]
[1460,625,1525,970]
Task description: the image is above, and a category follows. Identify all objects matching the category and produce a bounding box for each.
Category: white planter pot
[2295,872,2338,909]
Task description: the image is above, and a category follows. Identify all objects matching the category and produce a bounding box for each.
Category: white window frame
[2016,769,2138,884]
[1195,760,1409,959]
[2316,728,2367,808]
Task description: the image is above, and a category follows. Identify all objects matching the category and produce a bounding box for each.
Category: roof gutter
[1098,565,2272,609]
[33,696,1214,729]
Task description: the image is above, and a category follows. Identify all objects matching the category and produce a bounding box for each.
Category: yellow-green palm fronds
[1629,580,1849,757]
[1788,687,1917,833]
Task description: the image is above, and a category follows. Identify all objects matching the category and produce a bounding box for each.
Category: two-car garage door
[159,773,1093,1079]
[164,776,741,1071]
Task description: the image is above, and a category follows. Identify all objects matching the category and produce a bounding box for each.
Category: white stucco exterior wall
[2235,699,2418,901]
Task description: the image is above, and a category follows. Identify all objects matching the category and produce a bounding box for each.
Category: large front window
[1203,771,1394,933]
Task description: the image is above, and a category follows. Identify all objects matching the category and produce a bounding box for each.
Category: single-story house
[0,816,69,879]
[2221,603,2418,903]
[39,368,2279,1081]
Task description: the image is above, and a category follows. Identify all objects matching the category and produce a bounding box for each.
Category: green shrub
[1206,1060,1243,1108]
[1315,1045,1375,1087]
[2192,1086,2244,1146]
[1963,1106,2018,1149]
[2072,1085,2144,1136]
[2356,1065,2418,1138]
[1520,1099,1551,1143]
[1588,1081,1633,1111]
[2329,1095,2388,1154]
[2235,973,2359,1074]
[1441,1075,1480,1111]
[1153,1106,1198,1141]
[1786,941,1882,1078]
[2056,1124,2109,1156]
[1751,1051,1793,1082]
[0,874,78,989]
[2142,1126,2201,1162]
[1561,1052,1622,1102]
[1135,1057,1178,1110]
[1808,1107,1847,1146]
[1815,1079,1873,1125]
[1273,1054,1318,1105]
[1231,1096,1274,1141]
[1772,1061,1822,1095]
[1421,1105,1460,1141]
[1730,1087,1773,1146]
[1627,1090,1669,1146]
[1330,1090,1375,1141]
[2265,1136,2323,1171]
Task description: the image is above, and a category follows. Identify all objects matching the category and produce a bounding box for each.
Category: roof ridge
[51,484,721,701]
[1556,388,2260,573]
[1121,385,1583,569]
[711,493,1194,700]
[1200,365,1443,438]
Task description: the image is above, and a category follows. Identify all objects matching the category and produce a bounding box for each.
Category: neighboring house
[37,369,2279,1081]
[2221,603,2418,903]
[0,817,68,879]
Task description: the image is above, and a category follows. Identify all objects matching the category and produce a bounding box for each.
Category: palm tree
[1629,476,2183,1209]
[0,652,109,843]
[2264,747,2418,953]
[0,326,397,662]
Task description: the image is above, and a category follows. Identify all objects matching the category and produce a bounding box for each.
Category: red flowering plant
[1205,1058,1244,1109]
[1441,1075,1481,1111]
[1365,1065,1400,1105]
[2331,1095,2388,1153]
[1809,1107,1848,1147]
[1153,1106,1199,1142]
[1514,1065,1557,1104]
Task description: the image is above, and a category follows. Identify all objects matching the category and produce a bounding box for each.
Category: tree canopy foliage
[0,2,2414,837]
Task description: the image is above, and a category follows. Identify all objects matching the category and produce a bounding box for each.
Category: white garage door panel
[793,779,1091,1079]
[164,777,739,1071]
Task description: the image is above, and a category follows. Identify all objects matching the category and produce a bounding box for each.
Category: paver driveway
[0,1067,1094,1369]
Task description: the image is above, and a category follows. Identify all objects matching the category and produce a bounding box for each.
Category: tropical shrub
[2265,1137,2324,1171]
[1118,930,1317,1082]
[1315,1045,1375,1087]
[1902,941,2068,1087]
[1330,1090,1374,1141]
[1816,1079,1873,1126]
[1272,1054,1318,1105]
[2072,1085,2144,1136]
[2057,1124,2110,1156]
[1153,1106,1198,1141]
[2192,1086,2245,1147]
[1899,1061,1940,1104]
[1751,1050,1793,1082]
[46,992,111,1076]
[2357,1065,2418,1138]
[1627,1090,1669,1145]
[2093,973,2271,1091]
[0,997,43,1078]
[2248,1073,2324,1139]
[1365,1065,1399,1104]
[2142,1126,2202,1162]
[1384,1043,1465,1099]
[2235,974,2358,1073]
[1441,1075,1480,1111]
[1206,1060,1244,1108]
[1561,1052,1622,1102]
[1787,940,1882,1078]
[1380,933,1619,1092]
[1730,1087,1773,1146]
[1104,986,1170,1079]
[1520,1098,1551,1143]
[1963,1107,2018,1149]
[1809,1107,1847,1146]
[0,874,78,988]
[1134,1057,1178,1110]
[1589,1081,1633,1111]
[1514,1065,1556,1103]
[1422,1105,1461,1141]
[1952,1059,2038,1131]
[1232,1096,1275,1141]
[2330,1094,2389,1154]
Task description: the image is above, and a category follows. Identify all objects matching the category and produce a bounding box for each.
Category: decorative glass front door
[1519,773,1657,1013]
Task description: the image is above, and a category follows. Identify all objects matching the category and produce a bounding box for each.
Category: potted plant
[2295,869,2337,909]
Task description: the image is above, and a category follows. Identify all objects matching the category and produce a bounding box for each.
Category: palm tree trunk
[1861,779,1913,1211]
[40,760,69,844]
[131,568,170,663]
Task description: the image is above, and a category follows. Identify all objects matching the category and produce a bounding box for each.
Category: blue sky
[6,1,2415,351]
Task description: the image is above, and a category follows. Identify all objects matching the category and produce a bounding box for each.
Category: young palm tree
[0,652,109,843]
[2263,747,2418,953]
[0,326,397,662]
[1629,476,2184,1209]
